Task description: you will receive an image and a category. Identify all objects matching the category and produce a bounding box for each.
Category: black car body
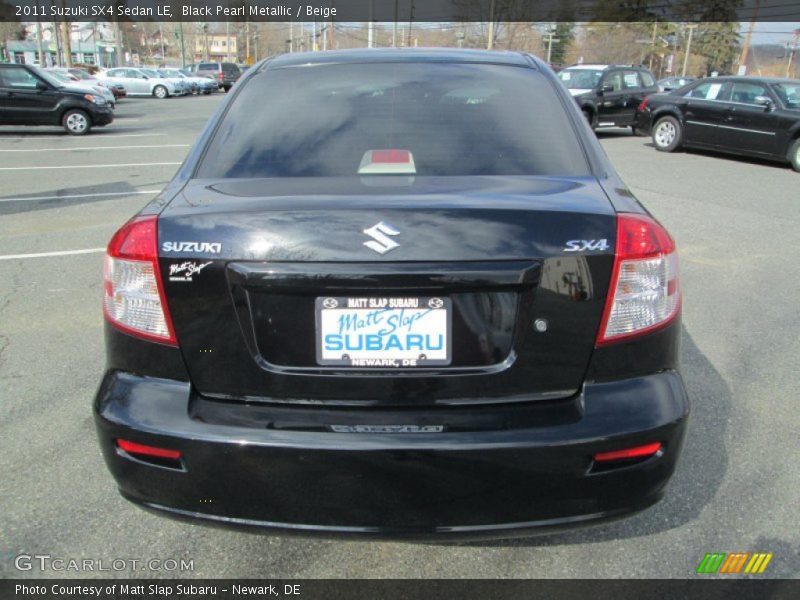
[184,62,241,91]
[0,64,113,135]
[558,64,659,131]
[636,76,800,171]
[95,49,688,540]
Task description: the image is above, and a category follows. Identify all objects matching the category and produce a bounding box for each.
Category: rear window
[199,63,217,70]
[197,62,590,178]
[222,63,240,74]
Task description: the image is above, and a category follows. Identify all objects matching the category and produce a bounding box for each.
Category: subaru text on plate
[94,49,689,540]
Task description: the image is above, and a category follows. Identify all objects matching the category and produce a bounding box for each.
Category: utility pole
[649,20,658,70]
[35,19,45,66]
[739,0,761,75]
[367,0,374,48]
[406,0,414,48]
[392,0,398,47]
[289,21,293,53]
[681,24,697,77]
[245,21,250,64]
[60,19,72,67]
[226,21,230,62]
[487,0,495,50]
[112,18,122,67]
[786,30,799,78]
[178,22,186,67]
[544,26,560,64]
[158,24,165,63]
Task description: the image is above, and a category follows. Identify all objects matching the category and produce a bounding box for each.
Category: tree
[691,22,741,75]
[549,22,574,65]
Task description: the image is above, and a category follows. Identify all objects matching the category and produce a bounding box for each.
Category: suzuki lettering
[161,242,222,254]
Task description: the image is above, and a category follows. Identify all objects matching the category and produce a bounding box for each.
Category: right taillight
[103,215,177,346]
[596,213,680,346]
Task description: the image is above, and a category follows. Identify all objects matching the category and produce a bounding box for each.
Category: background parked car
[0,63,113,134]
[636,76,800,172]
[98,67,180,99]
[657,76,696,92]
[558,64,659,132]
[184,62,241,91]
[160,68,216,94]
[46,68,116,108]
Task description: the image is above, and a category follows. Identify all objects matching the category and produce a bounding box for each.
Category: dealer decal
[168,261,212,282]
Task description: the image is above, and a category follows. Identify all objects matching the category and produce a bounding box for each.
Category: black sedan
[636,76,800,171]
[95,49,687,540]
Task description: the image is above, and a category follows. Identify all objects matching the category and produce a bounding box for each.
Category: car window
[622,70,641,90]
[558,68,603,90]
[604,71,624,92]
[199,63,217,70]
[1,67,41,89]
[197,62,591,179]
[640,71,655,87]
[685,81,729,101]
[771,82,800,109]
[222,63,240,75]
[730,81,769,105]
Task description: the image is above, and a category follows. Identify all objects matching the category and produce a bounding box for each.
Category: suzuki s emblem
[362,221,401,255]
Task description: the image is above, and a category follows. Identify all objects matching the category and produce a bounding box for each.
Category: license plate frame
[315,296,452,368]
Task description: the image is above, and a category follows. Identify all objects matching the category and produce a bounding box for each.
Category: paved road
[1,97,798,579]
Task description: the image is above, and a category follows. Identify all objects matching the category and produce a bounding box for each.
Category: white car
[45,69,116,107]
[159,69,216,95]
[98,67,180,99]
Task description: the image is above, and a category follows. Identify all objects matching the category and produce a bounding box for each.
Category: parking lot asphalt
[1,95,798,579]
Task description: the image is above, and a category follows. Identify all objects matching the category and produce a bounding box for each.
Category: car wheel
[652,116,682,152]
[788,138,800,173]
[582,109,596,131]
[62,109,91,135]
[153,85,168,99]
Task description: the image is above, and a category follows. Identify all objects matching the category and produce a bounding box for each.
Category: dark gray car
[185,62,241,92]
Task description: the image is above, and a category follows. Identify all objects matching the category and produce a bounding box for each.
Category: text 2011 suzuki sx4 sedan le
[94,49,688,540]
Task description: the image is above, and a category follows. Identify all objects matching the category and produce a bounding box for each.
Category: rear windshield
[196,62,590,178]
[199,63,217,70]
[222,63,241,74]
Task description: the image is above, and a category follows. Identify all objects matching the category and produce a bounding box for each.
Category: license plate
[316,296,451,368]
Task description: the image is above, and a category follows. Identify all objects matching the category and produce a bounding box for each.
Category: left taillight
[103,215,177,346]
[596,213,680,346]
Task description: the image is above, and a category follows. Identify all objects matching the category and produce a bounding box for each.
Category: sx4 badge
[169,261,212,282]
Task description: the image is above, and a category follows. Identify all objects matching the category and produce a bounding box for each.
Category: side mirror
[141,75,149,80]
[36,80,49,91]
[754,95,773,110]
[601,83,614,93]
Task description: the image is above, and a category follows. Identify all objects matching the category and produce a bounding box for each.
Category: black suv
[0,63,113,135]
[558,64,659,132]
[185,62,241,92]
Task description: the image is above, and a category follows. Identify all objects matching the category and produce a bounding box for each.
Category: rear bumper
[634,110,653,135]
[94,370,689,540]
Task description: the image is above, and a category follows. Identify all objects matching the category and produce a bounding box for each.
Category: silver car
[98,68,179,99]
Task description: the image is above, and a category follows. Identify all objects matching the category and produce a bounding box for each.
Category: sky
[746,21,800,45]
